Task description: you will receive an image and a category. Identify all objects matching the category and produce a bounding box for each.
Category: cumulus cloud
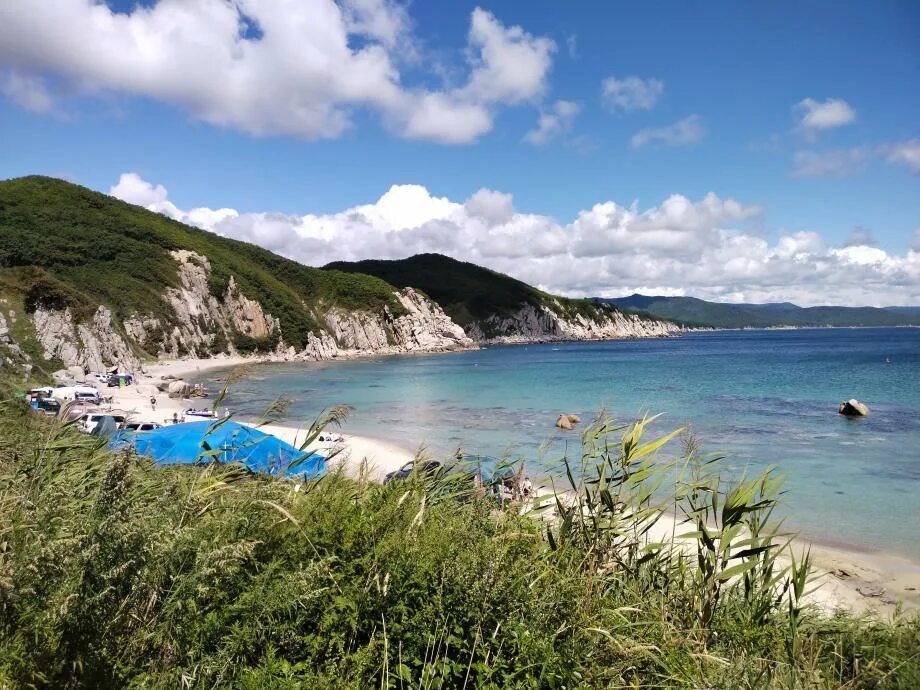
[793,97,856,138]
[630,115,704,149]
[886,139,920,174]
[0,1,554,144]
[524,100,580,145]
[109,173,920,306]
[601,76,663,112]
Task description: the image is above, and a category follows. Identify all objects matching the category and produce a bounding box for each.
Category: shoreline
[105,354,920,616]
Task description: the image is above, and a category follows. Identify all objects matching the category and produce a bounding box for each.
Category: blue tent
[111,420,325,479]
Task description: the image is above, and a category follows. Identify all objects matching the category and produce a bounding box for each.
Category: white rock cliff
[466,302,677,343]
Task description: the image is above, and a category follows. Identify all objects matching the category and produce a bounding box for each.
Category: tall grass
[0,389,917,688]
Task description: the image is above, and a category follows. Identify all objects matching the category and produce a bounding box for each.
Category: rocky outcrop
[295,287,474,360]
[124,250,281,358]
[0,310,11,345]
[556,414,581,430]
[467,301,677,344]
[34,305,141,373]
[27,251,474,371]
[839,399,870,417]
[21,250,673,373]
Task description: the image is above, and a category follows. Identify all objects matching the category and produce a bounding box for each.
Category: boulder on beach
[167,380,190,398]
[555,414,581,430]
[839,399,870,417]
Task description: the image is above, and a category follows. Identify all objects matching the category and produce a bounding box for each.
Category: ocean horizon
[212,327,920,560]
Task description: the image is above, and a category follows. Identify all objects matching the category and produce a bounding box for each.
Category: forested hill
[0,176,490,375]
[605,294,920,328]
[324,253,667,333]
[326,253,554,325]
[0,175,404,350]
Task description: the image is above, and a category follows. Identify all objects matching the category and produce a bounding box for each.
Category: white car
[121,421,161,432]
[78,413,126,434]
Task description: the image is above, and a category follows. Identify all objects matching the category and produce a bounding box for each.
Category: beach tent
[111,420,325,479]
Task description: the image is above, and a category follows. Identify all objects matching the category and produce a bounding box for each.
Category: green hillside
[606,294,920,329]
[325,253,630,327]
[0,176,404,351]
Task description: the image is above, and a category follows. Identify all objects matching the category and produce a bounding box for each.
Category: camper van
[52,386,101,404]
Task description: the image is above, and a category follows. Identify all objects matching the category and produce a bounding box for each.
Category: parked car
[77,413,126,434]
[107,374,134,387]
[31,398,61,415]
[383,460,443,483]
[121,421,161,432]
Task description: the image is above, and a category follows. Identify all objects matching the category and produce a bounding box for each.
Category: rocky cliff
[466,302,678,343]
[14,250,474,374]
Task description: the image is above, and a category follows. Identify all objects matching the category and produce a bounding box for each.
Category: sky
[1,0,919,306]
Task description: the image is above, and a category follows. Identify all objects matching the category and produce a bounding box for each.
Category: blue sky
[1,1,918,304]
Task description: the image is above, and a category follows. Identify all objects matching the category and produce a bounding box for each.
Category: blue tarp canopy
[111,420,325,479]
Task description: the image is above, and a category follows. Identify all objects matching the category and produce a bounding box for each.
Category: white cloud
[464,189,515,224]
[793,98,856,138]
[0,1,554,145]
[0,70,54,113]
[792,147,871,177]
[630,115,704,149]
[601,76,663,112]
[524,100,580,145]
[460,8,555,105]
[110,173,920,307]
[886,139,920,174]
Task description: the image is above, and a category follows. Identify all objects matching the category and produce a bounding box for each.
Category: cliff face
[123,250,282,360]
[11,249,674,375]
[18,251,475,373]
[466,302,677,343]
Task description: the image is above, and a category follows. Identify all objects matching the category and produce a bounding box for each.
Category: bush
[0,389,916,688]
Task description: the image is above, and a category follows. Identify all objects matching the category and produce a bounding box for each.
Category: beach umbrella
[110,420,325,479]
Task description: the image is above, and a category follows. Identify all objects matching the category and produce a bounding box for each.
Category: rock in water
[167,380,190,398]
[839,399,870,417]
[555,414,581,430]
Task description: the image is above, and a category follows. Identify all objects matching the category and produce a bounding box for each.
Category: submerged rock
[839,399,870,417]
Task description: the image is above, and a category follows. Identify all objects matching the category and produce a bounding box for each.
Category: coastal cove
[204,327,920,561]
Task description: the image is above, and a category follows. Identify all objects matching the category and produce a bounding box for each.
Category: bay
[215,327,920,558]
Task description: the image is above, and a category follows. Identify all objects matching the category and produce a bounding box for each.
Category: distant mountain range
[602,294,920,329]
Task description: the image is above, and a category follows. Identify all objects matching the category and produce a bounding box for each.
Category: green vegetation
[0,176,405,351]
[0,383,916,688]
[326,253,649,328]
[607,294,920,329]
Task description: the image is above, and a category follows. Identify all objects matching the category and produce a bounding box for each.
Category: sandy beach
[87,355,920,617]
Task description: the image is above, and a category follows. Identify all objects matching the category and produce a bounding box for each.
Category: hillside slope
[325,254,676,342]
[605,294,920,328]
[0,176,473,374]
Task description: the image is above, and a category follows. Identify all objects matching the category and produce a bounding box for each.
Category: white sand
[85,355,920,616]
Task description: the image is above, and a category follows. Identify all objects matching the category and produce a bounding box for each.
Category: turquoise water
[213,328,920,558]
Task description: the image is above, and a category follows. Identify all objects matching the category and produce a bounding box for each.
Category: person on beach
[150,396,157,411]
[172,412,179,424]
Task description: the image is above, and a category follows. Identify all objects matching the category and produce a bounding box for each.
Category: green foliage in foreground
[0,396,917,688]
[0,176,405,350]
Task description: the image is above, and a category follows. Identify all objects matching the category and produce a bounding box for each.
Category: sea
[211,328,920,559]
